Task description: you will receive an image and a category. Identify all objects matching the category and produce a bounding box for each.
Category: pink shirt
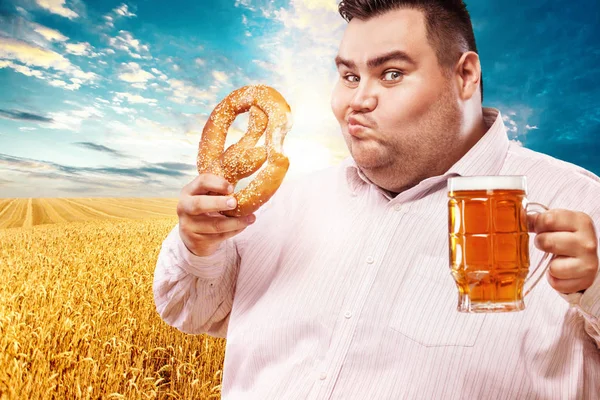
[154,108,600,399]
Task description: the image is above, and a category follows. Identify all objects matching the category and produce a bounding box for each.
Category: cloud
[151,67,168,80]
[113,92,158,105]
[525,124,539,130]
[0,60,44,79]
[48,79,80,90]
[212,70,229,85]
[104,15,115,29]
[0,109,53,122]
[73,142,128,158]
[0,153,192,184]
[194,58,205,66]
[0,37,98,87]
[108,30,150,59]
[35,0,79,19]
[114,4,136,18]
[167,79,215,105]
[118,62,154,85]
[65,42,95,56]
[46,106,104,131]
[32,24,68,42]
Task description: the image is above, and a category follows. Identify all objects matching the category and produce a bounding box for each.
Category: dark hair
[338,0,483,102]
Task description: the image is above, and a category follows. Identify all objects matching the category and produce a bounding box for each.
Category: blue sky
[0,0,598,197]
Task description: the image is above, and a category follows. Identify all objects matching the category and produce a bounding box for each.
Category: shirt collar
[343,107,510,198]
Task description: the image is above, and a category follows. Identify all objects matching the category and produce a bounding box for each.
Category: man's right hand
[177,174,256,257]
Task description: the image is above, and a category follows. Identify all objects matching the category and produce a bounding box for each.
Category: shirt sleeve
[153,223,240,338]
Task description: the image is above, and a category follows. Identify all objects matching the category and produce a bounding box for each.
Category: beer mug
[447,175,551,313]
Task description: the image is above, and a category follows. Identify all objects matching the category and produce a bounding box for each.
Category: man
[154,0,600,398]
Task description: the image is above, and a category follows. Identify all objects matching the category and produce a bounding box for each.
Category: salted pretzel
[197,84,293,217]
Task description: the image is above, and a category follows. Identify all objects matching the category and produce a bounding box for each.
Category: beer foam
[447,175,526,192]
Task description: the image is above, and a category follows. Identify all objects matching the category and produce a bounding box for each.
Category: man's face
[331,8,463,193]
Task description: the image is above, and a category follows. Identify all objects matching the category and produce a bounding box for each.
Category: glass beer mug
[447,175,551,313]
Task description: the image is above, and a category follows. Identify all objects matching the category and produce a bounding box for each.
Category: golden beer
[447,176,547,312]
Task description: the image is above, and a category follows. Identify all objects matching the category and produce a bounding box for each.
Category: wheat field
[0,198,226,399]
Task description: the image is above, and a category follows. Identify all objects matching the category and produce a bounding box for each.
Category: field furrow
[112,198,178,214]
[22,198,33,228]
[44,198,98,222]
[94,198,176,217]
[31,199,54,225]
[74,198,169,219]
[62,198,124,220]
[0,198,179,229]
[0,199,28,229]
[0,198,18,220]
[38,199,69,224]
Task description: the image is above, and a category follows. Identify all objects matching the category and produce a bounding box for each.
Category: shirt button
[366,256,374,264]
[319,372,327,380]
[344,311,352,319]
[394,204,402,211]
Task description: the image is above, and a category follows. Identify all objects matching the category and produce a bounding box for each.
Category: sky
[0,0,599,198]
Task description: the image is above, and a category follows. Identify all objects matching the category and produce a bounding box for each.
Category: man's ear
[454,51,481,101]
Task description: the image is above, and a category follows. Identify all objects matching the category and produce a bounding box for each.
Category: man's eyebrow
[335,50,417,70]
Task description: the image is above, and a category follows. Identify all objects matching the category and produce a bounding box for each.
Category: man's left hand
[528,209,599,294]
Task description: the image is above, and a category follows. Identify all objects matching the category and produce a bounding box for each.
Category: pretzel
[197,84,293,217]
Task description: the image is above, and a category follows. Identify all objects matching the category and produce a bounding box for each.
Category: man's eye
[382,71,403,81]
[344,74,359,83]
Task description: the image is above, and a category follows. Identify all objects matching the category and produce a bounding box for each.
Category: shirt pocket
[388,253,487,347]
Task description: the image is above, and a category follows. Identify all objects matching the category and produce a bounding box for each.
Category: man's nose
[349,81,377,112]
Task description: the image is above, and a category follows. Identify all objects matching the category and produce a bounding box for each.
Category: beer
[447,176,541,312]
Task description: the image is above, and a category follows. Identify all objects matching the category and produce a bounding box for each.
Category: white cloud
[32,24,68,42]
[104,15,114,28]
[151,67,168,80]
[525,124,538,130]
[212,70,228,84]
[48,79,80,90]
[111,105,137,115]
[0,37,97,86]
[0,60,44,79]
[35,0,79,19]
[47,106,103,131]
[252,59,277,72]
[65,42,94,56]
[167,79,215,105]
[113,92,158,105]
[114,4,136,18]
[118,62,154,84]
[108,31,150,59]
[194,58,205,66]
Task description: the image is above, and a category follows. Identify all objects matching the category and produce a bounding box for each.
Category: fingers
[534,230,598,258]
[187,213,256,235]
[183,173,234,196]
[178,192,237,216]
[546,272,595,294]
[534,231,580,257]
[528,209,579,233]
[178,213,256,257]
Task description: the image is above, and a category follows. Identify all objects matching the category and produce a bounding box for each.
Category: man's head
[339,0,483,101]
[331,0,485,194]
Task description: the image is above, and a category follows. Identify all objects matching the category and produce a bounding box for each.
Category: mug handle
[523,202,554,297]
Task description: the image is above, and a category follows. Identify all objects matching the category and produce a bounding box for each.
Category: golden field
[0,198,226,399]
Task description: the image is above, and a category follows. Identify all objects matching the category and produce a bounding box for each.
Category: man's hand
[177,174,256,257]
[528,209,599,294]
